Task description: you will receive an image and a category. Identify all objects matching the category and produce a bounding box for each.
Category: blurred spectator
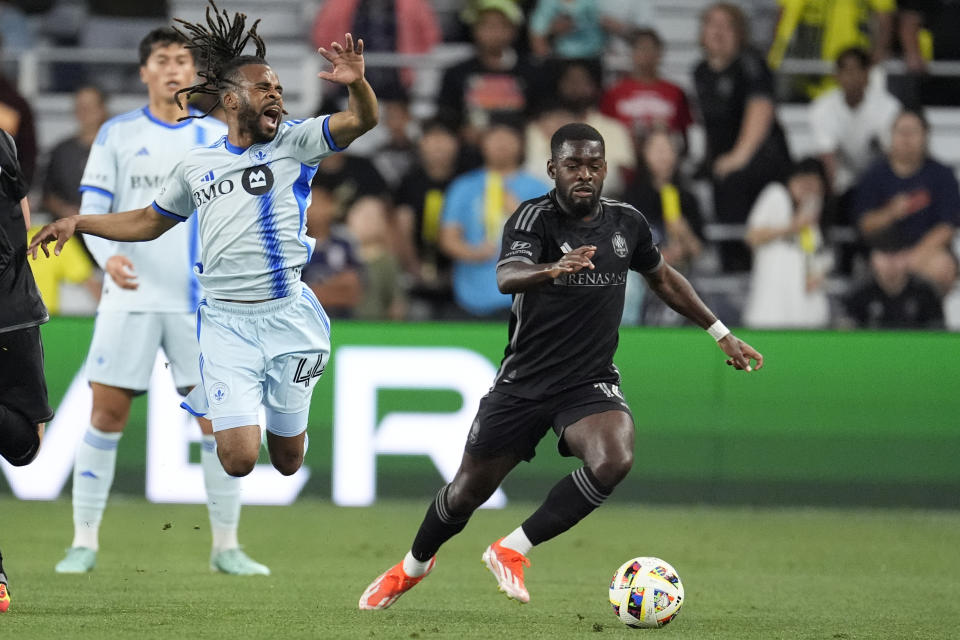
[743,158,832,329]
[524,60,634,197]
[599,28,694,151]
[842,248,944,329]
[347,196,406,320]
[312,152,390,221]
[809,47,900,222]
[27,215,100,315]
[439,123,549,318]
[853,110,959,296]
[394,119,464,320]
[693,2,792,273]
[621,129,704,326]
[767,0,894,98]
[42,86,108,221]
[438,0,539,144]
[897,1,960,107]
[624,130,704,272]
[302,182,364,319]
[311,0,441,94]
[0,35,37,186]
[370,89,417,189]
[528,0,625,61]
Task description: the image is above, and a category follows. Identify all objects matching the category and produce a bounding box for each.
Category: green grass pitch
[1,498,958,639]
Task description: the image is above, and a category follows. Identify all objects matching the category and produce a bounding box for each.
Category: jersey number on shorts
[293,354,326,387]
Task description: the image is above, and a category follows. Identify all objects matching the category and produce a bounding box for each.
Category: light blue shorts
[87,311,200,393]
[181,283,331,436]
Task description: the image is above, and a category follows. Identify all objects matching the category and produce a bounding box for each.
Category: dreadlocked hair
[172,0,267,120]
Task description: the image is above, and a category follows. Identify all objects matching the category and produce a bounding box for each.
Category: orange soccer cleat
[0,582,9,613]
[482,538,531,604]
[358,556,436,610]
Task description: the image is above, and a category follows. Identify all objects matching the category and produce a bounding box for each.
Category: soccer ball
[609,557,684,628]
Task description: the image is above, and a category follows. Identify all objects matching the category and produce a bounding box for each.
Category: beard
[557,188,600,219]
[237,98,278,144]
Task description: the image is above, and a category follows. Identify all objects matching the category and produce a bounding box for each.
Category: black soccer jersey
[492,191,662,400]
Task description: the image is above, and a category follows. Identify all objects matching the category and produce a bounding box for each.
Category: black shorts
[0,325,54,423]
[465,382,633,462]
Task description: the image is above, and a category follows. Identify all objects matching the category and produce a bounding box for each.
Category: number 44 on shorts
[293,354,326,387]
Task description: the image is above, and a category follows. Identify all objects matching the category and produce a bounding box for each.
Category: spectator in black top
[843,248,944,329]
[437,0,539,146]
[0,129,50,468]
[312,152,390,222]
[42,86,108,221]
[897,0,960,107]
[394,119,465,319]
[693,2,792,272]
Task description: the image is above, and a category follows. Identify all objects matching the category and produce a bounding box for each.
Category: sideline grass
[1,498,958,639]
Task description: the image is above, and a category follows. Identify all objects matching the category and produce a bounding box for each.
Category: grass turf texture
[1,498,958,639]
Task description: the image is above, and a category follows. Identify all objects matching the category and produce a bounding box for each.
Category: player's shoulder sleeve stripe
[515,195,552,232]
[207,135,227,149]
[602,197,648,221]
[79,185,114,199]
[94,108,146,146]
[321,115,347,152]
[283,118,306,128]
[151,201,188,222]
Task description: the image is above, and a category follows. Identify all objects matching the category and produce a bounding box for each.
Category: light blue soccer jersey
[80,106,227,312]
[152,116,342,301]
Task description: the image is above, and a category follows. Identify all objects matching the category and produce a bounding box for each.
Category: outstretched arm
[319,33,379,149]
[497,245,597,294]
[643,263,764,372]
[28,206,176,259]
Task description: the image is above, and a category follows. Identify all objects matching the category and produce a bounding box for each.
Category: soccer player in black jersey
[359,123,764,610]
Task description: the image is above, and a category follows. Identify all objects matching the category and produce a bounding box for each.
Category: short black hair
[138,27,190,66]
[550,122,605,158]
[789,156,827,184]
[835,46,870,70]
[420,118,457,137]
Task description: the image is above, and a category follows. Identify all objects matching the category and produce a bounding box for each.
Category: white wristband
[707,320,730,342]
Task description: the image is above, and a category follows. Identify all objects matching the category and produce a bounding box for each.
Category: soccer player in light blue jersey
[31,7,378,486]
[52,27,269,577]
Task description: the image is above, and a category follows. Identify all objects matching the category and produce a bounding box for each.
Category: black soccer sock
[521,467,612,546]
[410,485,472,562]
[0,405,40,467]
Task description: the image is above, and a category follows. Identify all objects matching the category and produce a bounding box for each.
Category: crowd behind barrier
[2,0,960,328]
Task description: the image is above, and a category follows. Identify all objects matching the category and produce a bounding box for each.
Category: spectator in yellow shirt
[27,223,100,314]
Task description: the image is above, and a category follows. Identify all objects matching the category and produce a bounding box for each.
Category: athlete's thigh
[86,311,163,392]
[552,382,635,462]
[449,448,523,504]
[192,303,264,431]
[261,286,331,434]
[158,312,201,392]
[214,423,262,461]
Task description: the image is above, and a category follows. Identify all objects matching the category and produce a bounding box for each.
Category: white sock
[201,435,241,553]
[402,551,432,577]
[499,526,533,556]
[71,426,122,550]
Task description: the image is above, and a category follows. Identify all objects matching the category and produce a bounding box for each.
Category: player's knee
[269,450,303,476]
[445,480,492,516]
[90,406,127,432]
[592,449,633,488]
[218,449,257,477]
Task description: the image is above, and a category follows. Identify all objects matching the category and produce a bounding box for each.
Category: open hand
[718,335,764,372]
[28,217,78,259]
[317,33,366,86]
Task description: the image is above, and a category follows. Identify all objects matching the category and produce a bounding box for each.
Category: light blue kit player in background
[30,11,379,526]
[54,27,270,576]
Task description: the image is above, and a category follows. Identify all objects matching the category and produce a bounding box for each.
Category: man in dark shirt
[0,130,51,614]
[844,248,944,329]
[359,123,763,610]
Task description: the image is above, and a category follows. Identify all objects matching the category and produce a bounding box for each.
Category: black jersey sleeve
[497,198,549,267]
[629,209,664,273]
